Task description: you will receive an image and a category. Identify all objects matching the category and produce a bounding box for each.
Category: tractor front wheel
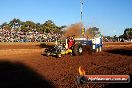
[73,43,83,56]
[57,53,61,58]
[46,51,50,56]
[96,47,99,53]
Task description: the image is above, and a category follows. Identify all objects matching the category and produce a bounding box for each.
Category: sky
[0,0,132,36]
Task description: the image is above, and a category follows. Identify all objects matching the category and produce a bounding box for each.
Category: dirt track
[0,42,132,88]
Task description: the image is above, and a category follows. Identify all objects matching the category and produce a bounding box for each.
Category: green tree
[103,36,113,42]
[123,28,132,39]
[0,22,8,28]
[36,23,43,32]
[85,27,100,38]
[0,19,63,33]
[4,25,11,31]
[9,18,22,29]
[42,20,60,33]
[21,21,36,32]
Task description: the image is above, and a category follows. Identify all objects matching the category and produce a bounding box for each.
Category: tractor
[44,34,103,58]
[44,36,83,58]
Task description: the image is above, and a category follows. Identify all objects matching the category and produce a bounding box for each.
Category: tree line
[104,28,132,42]
[0,18,131,41]
[119,28,132,40]
[0,18,65,33]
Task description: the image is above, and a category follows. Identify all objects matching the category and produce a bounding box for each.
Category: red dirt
[0,42,132,88]
[63,23,81,37]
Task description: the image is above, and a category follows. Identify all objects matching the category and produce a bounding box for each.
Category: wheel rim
[47,52,50,56]
[96,48,99,52]
[79,47,83,53]
[99,47,102,52]
[58,54,61,57]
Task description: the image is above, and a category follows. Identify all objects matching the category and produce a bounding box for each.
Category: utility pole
[80,0,85,37]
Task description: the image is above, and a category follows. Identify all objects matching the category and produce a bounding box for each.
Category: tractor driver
[68,35,75,49]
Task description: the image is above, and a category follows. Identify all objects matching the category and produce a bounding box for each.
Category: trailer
[75,36,103,53]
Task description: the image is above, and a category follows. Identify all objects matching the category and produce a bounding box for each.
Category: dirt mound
[63,23,81,37]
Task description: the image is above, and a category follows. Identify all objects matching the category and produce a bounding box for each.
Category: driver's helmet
[72,35,75,39]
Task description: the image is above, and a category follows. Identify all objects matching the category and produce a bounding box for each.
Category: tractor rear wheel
[99,46,102,52]
[85,45,92,54]
[96,47,99,53]
[73,43,83,56]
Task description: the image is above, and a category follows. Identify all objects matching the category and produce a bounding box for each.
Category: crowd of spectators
[0,28,62,42]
